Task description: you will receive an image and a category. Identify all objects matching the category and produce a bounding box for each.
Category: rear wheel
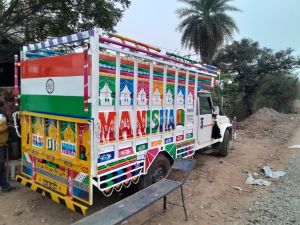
[138,154,171,189]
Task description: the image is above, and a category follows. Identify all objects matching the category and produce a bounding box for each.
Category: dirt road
[0,108,299,225]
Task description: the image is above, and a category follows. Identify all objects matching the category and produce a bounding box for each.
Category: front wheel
[218,129,230,157]
[138,154,171,189]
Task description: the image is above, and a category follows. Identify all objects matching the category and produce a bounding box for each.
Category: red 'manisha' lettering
[119,111,133,141]
[99,112,116,143]
[136,110,146,137]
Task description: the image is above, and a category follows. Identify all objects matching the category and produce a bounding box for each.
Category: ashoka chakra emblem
[46,79,55,94]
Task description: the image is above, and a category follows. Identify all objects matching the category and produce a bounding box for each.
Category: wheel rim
[151,165,166,183]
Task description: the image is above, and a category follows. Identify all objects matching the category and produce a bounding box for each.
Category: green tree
[252,73,299,113]
[176,0,240,64]
[0,0,130,59]
[214,38,300,117]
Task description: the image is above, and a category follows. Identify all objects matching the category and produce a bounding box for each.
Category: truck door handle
[200,117,204,129]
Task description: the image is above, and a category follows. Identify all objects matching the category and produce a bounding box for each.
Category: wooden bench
[73,158,196,225]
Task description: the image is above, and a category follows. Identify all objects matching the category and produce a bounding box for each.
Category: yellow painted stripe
[99,72,116,78]
[21,111,91,124]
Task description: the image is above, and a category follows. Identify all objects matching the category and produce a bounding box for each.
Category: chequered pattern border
[23,160,32,169]
[24,30,95,51]
[74,180,88,192]
[36,167,68,184]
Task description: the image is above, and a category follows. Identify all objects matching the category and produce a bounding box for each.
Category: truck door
[197,93,213,145]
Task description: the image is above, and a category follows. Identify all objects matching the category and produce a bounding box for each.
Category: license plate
[36,174,68,195]
[43,178,58,191]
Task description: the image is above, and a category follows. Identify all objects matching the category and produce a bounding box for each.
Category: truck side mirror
[213,106,220,116]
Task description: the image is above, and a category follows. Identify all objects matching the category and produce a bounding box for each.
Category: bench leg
[180,186,188,221]
[163,196,167,211]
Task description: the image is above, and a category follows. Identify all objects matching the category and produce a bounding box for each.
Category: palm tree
[177,0,240,64]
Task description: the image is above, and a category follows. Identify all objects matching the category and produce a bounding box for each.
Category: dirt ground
[1,106,300,225]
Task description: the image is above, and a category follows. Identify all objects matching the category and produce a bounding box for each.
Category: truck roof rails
[23,28,219,75]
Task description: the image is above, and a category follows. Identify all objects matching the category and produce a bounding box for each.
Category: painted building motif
[99,55,116,106]
[46,119,58,151]
[60,121,77,158]
[137,85,148,106]
[99,82,113,106]
[137,64,150,106]
[152,67,164,106]
[120,80,133,106]
[152,87,162,106]
[31,117,44,149]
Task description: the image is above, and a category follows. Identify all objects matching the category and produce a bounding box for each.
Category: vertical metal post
[115,52,121,144]
[162,65,167,135]
[90,28,100,179]
[14,55,19,107]
[194,73,199,146]
[149,62,154,141]
[163,196,167,211]
[184,70,189,132]
[68,169,74,199]
[233,116,237,140]
[83,40,89,112]
[133,57,138,148]
[174,68,179,133]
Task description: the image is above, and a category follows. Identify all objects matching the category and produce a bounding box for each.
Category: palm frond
[176,0,240,63]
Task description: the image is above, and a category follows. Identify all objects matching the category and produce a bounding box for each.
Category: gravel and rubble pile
[236,154,300,225]
[237,108,297,143]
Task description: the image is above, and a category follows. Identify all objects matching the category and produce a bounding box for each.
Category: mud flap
[16,175,88,215]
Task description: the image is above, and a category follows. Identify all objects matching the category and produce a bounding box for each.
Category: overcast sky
[116,0,300,60]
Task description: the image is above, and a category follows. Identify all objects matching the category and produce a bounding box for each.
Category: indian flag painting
[21,53,91,118]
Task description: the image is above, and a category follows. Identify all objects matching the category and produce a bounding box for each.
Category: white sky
[116,0,300,60]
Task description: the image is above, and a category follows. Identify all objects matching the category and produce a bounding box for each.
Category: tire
[218,129,230,157]
[138,154,171,189]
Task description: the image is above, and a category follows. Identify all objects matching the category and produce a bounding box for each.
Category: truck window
[199,96,212,115]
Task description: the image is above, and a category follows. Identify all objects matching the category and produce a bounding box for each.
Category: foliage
[252,73,299,113]
[214,39,300,118]
[176,0,240,64]
[212,77,249,119]
[0,0,130,48]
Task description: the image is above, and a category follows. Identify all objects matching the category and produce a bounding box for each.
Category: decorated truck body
[16,28,231,215]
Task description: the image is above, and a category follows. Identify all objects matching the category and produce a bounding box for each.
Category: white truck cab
[196,90,232,156]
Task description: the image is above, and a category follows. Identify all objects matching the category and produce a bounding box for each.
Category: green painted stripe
[97,155,136,170]
[167,73,176,78]
[100,60,136,71]
[21,95,91,118]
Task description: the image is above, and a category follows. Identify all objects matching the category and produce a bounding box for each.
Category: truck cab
[196,90,231,155]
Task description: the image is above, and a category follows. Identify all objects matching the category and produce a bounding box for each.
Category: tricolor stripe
[21,95,91,117]
[21,76,88,96]
[20,53,91,117]
[21,53,90,78]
